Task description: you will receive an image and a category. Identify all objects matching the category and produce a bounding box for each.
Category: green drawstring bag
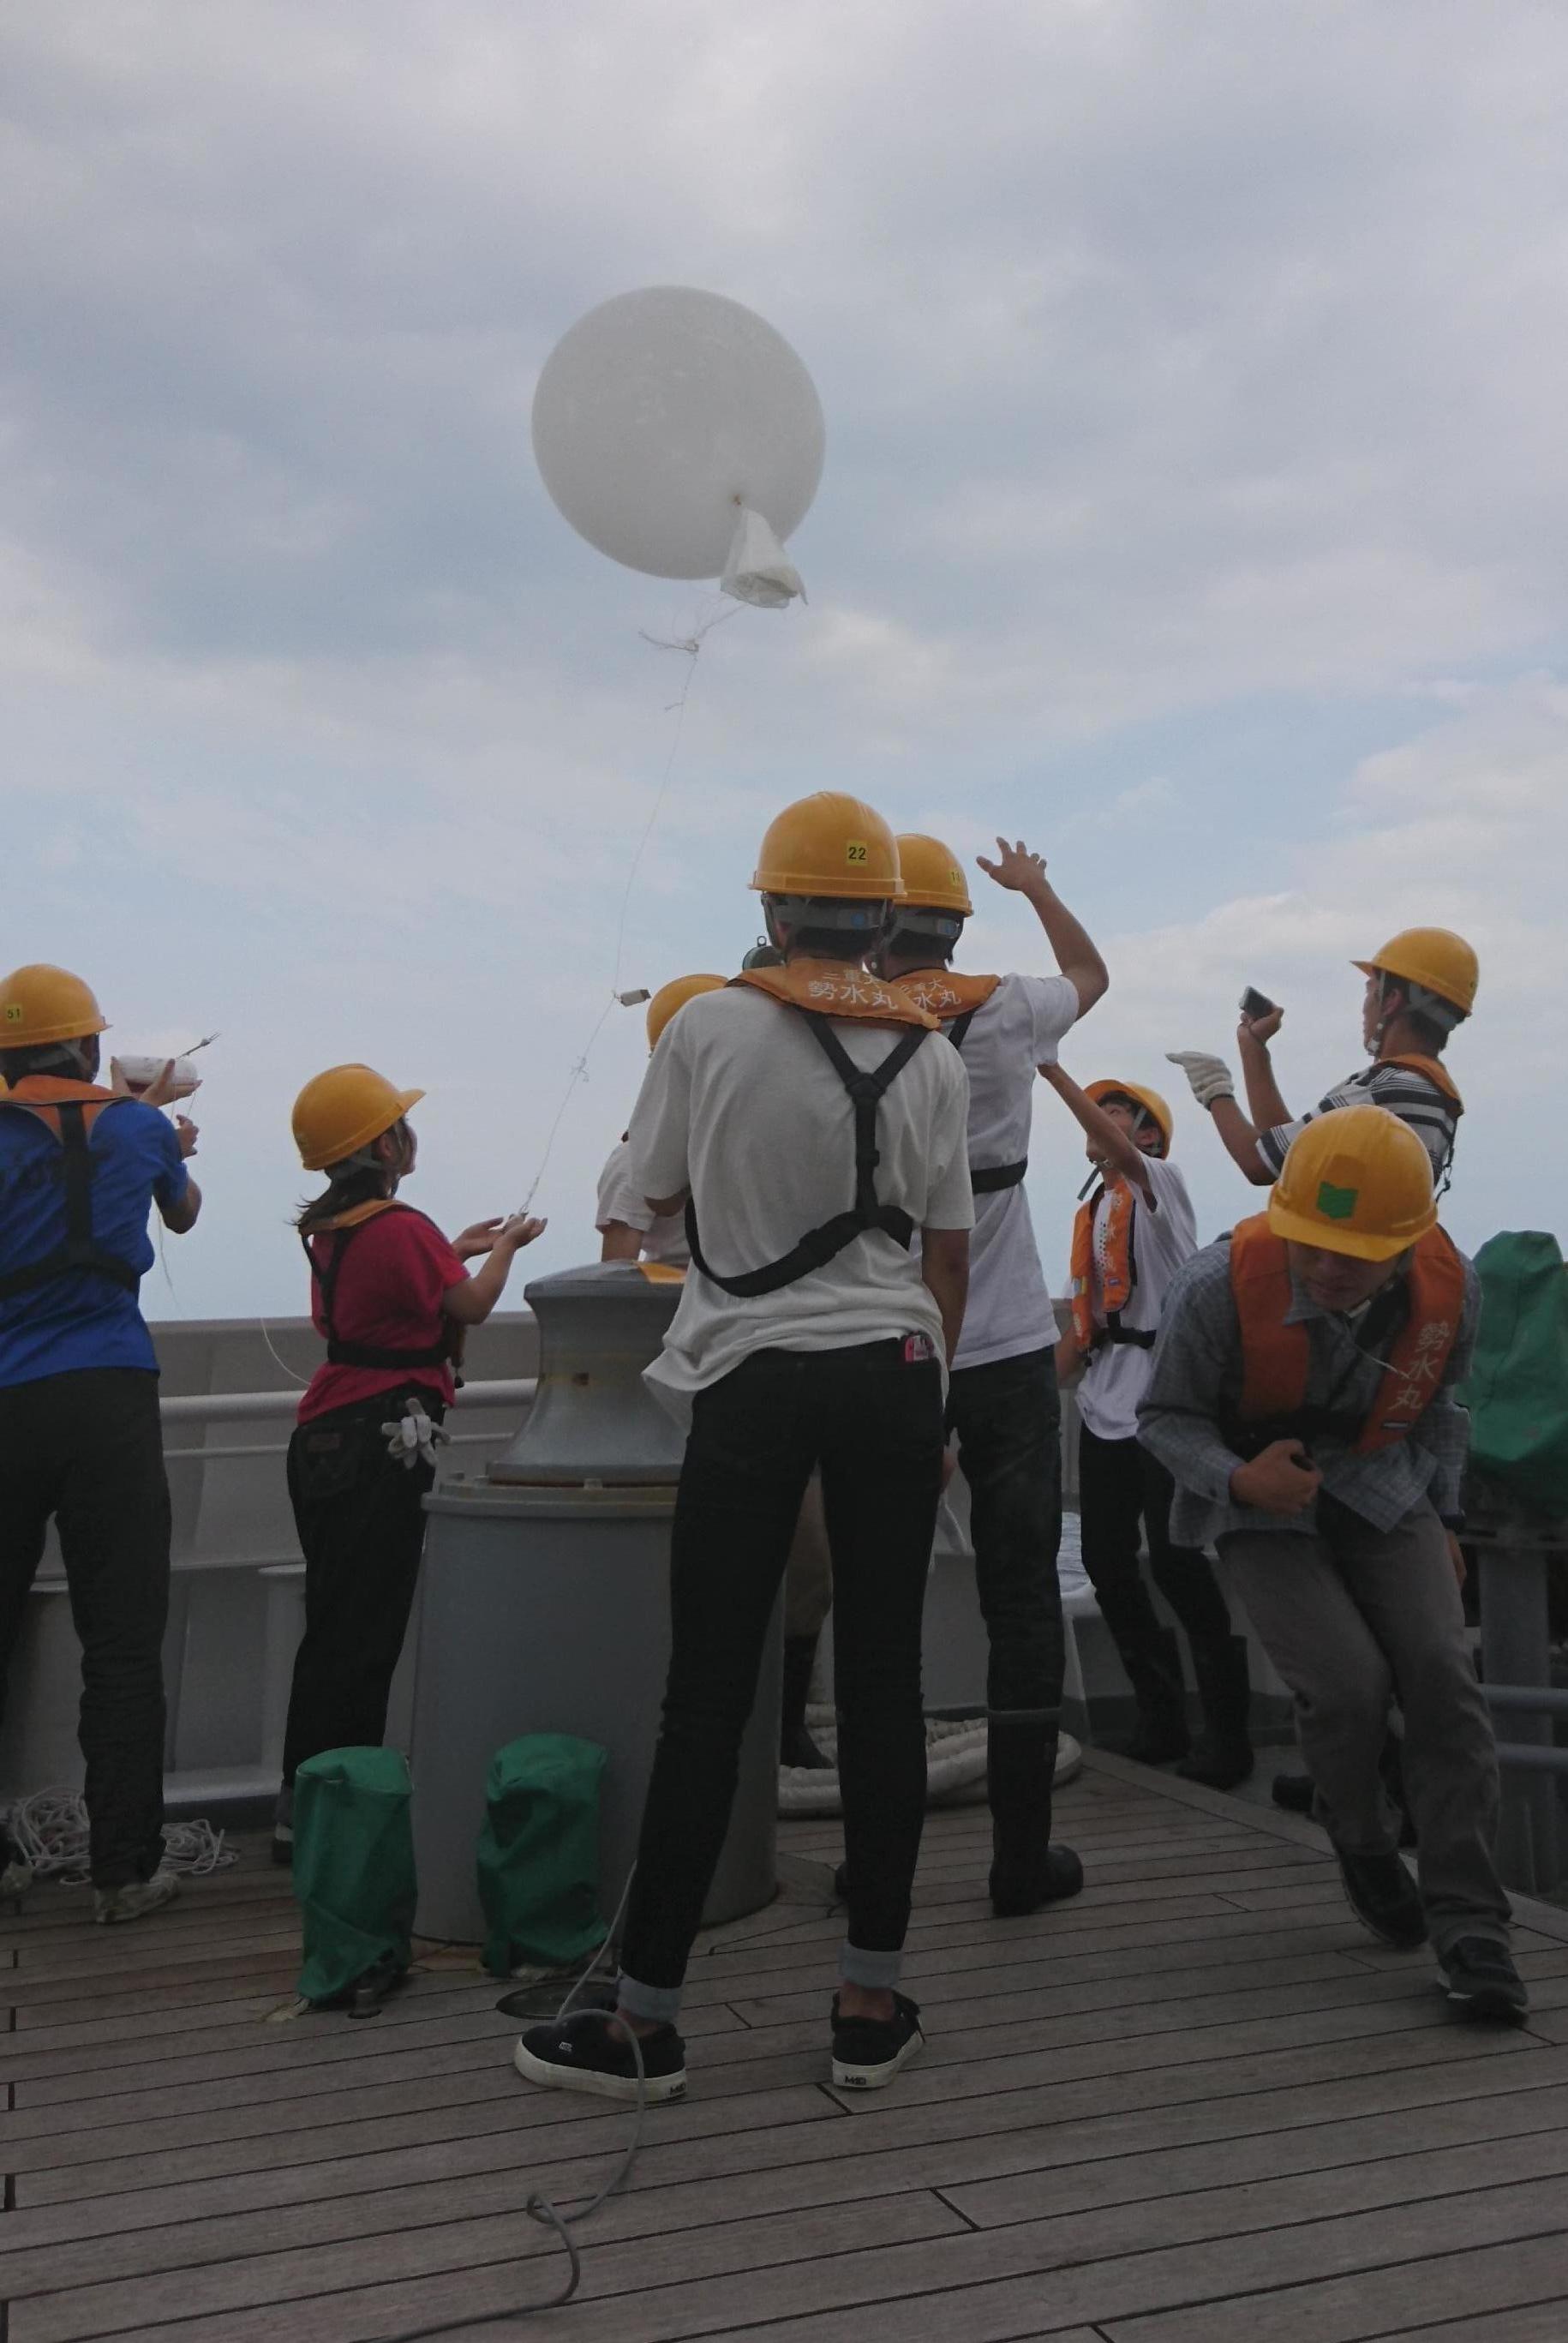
[477,1735,607,1978]
[293,1746,417,2006]
[1462,1232,1568,1519]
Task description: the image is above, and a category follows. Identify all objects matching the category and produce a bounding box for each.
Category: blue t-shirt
[0,1093,189,1388]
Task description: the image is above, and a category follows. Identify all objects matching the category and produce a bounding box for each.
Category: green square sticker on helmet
[1316,1180,1360,1221]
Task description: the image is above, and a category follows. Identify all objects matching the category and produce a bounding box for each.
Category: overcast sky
[4,0,1565,1323]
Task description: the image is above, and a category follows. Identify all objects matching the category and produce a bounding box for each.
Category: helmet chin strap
[1368,974,1396,1057]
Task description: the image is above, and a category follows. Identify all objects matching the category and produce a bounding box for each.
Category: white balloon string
[516,604,739,1217]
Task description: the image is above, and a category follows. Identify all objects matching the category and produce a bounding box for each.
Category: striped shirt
[1136,1237,1479,1546]
[1257,1060,1459,1185]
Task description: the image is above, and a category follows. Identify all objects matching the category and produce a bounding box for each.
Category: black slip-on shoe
[1332,1844,1427,1950]
[1439,1938,1529,2023]
[513,2010,687,2105]
[829,1992,925,2089]
[990,1844,1085,1918]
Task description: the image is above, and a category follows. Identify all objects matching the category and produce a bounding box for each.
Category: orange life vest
[1068,1181,1152,1351]
[895,969,1004,1028]
[0,1077,141,1302]
[684,963,937,1297]
[733,959,939,1032]
[302,1198,458,1373]
[1380,1052,1463,1112]
[1228,1214,1465,1453]
[889,968,1027,1194]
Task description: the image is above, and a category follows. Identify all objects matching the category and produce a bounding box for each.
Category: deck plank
[4,1759,1565,2343]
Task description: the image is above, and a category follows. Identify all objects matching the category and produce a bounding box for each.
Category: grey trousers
[1219,1495,1511,1955]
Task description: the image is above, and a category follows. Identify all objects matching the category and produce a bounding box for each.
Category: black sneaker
[830,1992,925,2089]
[514,2009,686,2105]
[1439,1938,1529,2023]
[990,1844,1084,1918]
[1332,1845,1427,1950]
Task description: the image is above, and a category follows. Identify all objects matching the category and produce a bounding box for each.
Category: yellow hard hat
[0,965,109,1049]
[646,973,727,1052]
[293,1064,425,1173]
[1267,1105,1437,1261]
[895,834,973,916]
[1353,927,1477,1020]
[751,792,901,902]
[1086,1078,1174,1157]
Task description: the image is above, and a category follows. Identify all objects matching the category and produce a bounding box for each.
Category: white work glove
[1166,1050,1237,1110]
[381,1399,450,1472]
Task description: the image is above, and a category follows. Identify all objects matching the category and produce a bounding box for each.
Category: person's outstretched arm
[976,839,1109,1018]
[1166,1052,1273,1185]
[443,1215,547,1324]
[1038,1062,1152,1200]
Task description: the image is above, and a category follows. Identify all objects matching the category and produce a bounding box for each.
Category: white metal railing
[158,1379,538,1424]
[156,1378,538,1459]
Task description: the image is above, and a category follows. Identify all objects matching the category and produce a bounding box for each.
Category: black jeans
[946,1346,1066,1852]
[280,1389,440,1796]
[1077,1423,1234,1656]
[619,1339,944,2009]
[0,1369,171,1889]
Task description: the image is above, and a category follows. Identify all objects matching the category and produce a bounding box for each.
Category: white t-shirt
[1075,1154,1198,1443]
[627,985,974,1423]
[595,1137,690,1267]
[939,971,1080,1370]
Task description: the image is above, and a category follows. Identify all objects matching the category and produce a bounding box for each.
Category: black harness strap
[971,1160,1027,1195]
[686,1014,931,1298]
[0,1100,141,1302]
[306,1212,452,1369]
[943,1008,1027,1195]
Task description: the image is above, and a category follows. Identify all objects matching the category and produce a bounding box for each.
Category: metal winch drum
[410,1264,781,1944]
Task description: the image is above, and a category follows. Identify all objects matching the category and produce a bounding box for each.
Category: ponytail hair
[294,1118,412,1235]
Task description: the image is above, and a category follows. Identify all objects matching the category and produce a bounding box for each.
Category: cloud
[1,3,1565,1315]
[1029,677,1568,1264]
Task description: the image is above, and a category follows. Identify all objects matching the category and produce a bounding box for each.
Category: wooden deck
[4,1753,1568,2343]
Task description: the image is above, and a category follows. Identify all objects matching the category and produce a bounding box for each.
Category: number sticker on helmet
[846,840,868,864]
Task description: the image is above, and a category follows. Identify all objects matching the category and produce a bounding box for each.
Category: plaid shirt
[1137,1235,1479,1546]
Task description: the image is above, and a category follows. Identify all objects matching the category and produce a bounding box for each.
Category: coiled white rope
[3,1789,238,1883]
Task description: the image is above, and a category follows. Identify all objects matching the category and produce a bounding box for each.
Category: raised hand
[498,1213,548,1252]
[1238,1004,1285,1048]
[976,837,1047,895]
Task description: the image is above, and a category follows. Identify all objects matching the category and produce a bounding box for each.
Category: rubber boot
[780,1633,833,1771]
[1106,1625,1191,1766]
[986,1716,1083,1916]
[1176,1634,1254,1789]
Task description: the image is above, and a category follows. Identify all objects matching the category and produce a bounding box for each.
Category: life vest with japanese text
[1228,1214,1465,1453]
[890,968,1025,1195]
[1068,1180,1153,1351]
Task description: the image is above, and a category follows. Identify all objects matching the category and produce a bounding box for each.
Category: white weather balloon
[531,287,825,587]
